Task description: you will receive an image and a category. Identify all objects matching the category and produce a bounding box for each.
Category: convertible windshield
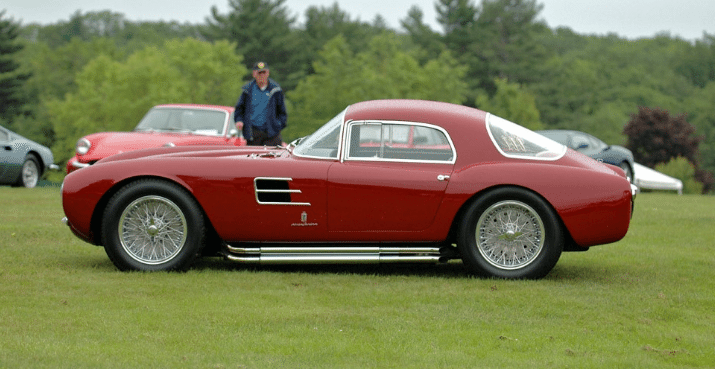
[293,109,346,159]
[134,107,228,136]
[487,114,566,160]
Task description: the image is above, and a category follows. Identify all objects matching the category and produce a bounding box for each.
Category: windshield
[293,109,346,159]
[487,114,566,160]
[134,107,228,136]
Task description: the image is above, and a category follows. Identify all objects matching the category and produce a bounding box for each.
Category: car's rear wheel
[15,155,40,188]
[101,179,206,271]
[458,187,563,279]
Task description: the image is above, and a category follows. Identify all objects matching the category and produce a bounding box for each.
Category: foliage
[20,10,207,50]
[401,6,446,61]
[675,34,715,88]
[4,1,715,181]
[623,106,712,193]
[48,38,245,163]
[472,0,552,86]
[284,34,468,140]
[435,0,553,100]
[2,188,715,367]
[654,157,703,194]
[205,0,299,87]
[475,77,543,130]
[623,107,700,168]
[684,81,715,190]
[292,3,389,85]
[0,11,31,126]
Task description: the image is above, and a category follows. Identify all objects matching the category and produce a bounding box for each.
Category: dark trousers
[248,129,283,146]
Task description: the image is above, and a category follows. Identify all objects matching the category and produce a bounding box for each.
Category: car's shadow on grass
[192,257,474,279]
[61,253,634,282]
[194,258,634,281]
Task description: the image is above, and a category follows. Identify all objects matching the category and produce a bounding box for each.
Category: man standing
[234,61,288,146]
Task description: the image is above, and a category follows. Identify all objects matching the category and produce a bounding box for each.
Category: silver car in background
[0,125,56,188]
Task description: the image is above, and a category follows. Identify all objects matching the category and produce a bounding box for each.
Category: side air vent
[254,177,310,206]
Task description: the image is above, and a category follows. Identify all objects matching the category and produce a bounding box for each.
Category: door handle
[437,175,450,181]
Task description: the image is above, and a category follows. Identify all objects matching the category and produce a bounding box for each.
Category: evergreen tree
[204,0,299,88]
[285,34,468,140]
[292,3,387,82]
[401,6,445,61]
[475,78,542,130]
[0,11,31,126]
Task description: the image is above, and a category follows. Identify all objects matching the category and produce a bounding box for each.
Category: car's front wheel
[101,179,206,271]
[458,187,564,279]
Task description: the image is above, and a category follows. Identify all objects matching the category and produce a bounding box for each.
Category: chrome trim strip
[224,245,445,264]
[226,245,441,254]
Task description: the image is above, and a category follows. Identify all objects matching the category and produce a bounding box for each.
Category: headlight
[76,138,91,155]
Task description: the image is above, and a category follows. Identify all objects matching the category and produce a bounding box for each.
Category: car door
[327,121,456,238]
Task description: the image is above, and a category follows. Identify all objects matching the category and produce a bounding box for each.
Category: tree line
[1,0,714,192]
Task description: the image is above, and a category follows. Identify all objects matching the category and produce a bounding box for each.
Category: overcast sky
[3,0,713,41]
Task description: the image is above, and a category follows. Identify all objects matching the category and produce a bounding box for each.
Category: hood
[81,131,229,159]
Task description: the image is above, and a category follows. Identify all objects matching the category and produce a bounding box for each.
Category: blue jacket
[234,79,288,140]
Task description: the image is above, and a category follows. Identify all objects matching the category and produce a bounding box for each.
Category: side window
[347,122,454,162]
[0,129,9,141]
[571,134,590,150]
[348,123,382,158]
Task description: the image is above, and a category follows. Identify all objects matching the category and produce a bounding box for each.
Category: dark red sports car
[61,100,636,279]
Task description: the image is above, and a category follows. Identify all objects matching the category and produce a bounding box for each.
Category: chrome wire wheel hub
[118,195,188,265]
[475,200,545,270]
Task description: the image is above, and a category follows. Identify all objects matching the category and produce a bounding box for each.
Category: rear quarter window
[487,114,566,161]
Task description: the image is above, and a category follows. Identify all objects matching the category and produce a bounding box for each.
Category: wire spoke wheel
[476,201,545,270]
[459,187,563,279]
[119,195,188,265]
[102,179,205,271]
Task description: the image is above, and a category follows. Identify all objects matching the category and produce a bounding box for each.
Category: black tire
[15,155,40,188]
[101,179,206,271]
[458,187,564,279]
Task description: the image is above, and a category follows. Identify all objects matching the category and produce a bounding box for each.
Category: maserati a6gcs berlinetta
[61,100,636,279]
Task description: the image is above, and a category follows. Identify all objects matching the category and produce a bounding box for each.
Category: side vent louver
[254,177,310,206]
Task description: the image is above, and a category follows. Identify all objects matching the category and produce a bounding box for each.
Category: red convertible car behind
[66,104,244,173]
[61,100,636,279]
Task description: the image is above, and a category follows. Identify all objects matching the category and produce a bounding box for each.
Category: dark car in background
[538,130,635,183]
[1,124,57,188]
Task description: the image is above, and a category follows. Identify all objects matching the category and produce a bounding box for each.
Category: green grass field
[1,187,713,368]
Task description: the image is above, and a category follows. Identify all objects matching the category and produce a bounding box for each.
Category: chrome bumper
[71,161,91,169]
